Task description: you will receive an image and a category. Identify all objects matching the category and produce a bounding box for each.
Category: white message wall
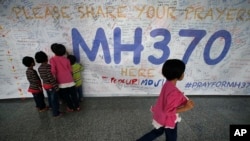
[0,0,249,99]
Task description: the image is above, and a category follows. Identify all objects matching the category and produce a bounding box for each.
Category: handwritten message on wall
[0,0,249,99]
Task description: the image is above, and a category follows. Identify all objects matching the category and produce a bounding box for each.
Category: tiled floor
[0,96,249,141]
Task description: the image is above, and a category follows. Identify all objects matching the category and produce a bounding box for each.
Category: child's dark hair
[51,43,66,56]
[35,51,48,63]
[22,56,35,67]
[162,59,185,80]
[51,43,57,53]
[67,54,76,65]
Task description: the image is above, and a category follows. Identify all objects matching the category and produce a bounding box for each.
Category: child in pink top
[136,59,194,141]
[50,43,80,112]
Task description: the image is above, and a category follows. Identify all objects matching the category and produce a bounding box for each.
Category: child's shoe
[66,107,74,112]
[39,107,49,112]
[54,112,63,118]
[76,107,81,111]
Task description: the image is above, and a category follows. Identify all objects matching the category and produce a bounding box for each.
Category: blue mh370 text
[72,27,232,65]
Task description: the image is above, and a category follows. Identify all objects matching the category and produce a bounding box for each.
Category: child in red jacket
[137,59,194,141]
[50,43,80,112]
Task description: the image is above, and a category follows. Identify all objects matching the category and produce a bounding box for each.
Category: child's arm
[47,65,59,91]
[49,58,56,76]
[176,100,194,113]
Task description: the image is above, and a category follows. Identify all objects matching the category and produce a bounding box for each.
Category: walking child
[22,56,48,112]
[136,59,194,141]
[50,43,80,112]
[35,51,62,117]
[67,54,84,102]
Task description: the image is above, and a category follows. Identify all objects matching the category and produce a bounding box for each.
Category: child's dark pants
[32,92,46,110]
[137,124,177,141]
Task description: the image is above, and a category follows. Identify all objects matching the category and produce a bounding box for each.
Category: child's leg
[69,86,80,110]
[75,87,80,102]
[58,91,64,104]
[46,89,60,116]
[77,85,83,101]
[164,124,178,141]
[136,127,164,141]
[32,93,39,109]
[46,91,52,108]
[35,92,47,110]
[40,92,47,109]
[60,88,74,110]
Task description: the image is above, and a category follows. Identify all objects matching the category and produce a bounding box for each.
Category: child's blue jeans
[46,88,60,116]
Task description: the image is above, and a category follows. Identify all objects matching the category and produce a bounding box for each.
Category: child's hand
[150,106,153,112]
[187,100,194,108]
[176,100,194,113]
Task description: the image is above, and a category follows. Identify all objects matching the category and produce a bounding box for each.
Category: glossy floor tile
[0,96,249,141]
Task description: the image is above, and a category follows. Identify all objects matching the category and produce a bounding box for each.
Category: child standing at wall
[136,59,194,141]
[22,56,48,112]
[50,43,80,112]
[67,54,84,102]
[35,51,62,117]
